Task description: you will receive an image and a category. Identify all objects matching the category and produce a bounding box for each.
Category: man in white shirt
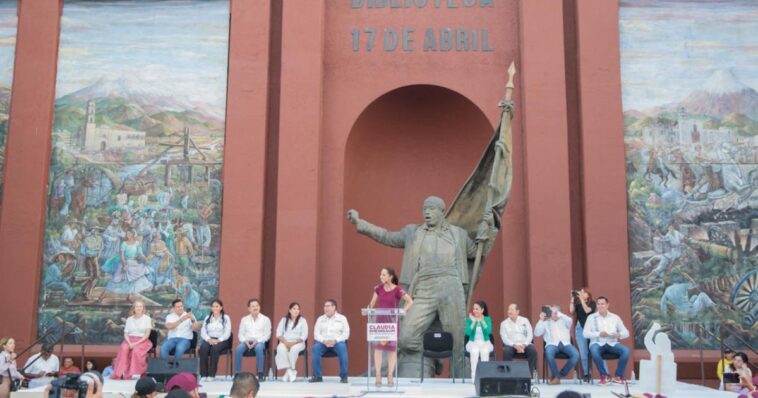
[534,305,579,384]
[500,303,537,374]
[22,345,59,388]
[583,296,630,385]
[309,299,350,383]
[161,299,198,362]
[235,299,272,379]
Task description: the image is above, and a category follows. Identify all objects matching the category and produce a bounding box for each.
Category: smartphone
[541,305,552,318]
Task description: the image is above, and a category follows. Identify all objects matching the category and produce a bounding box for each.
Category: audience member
[724,352,755,396]
[102,358,115,378]
[309,299,350,383]
[230,372,259,398]
[500,303,537,374]
[465,300,494,381]
[23,345,60,388]
[85,360,96,372]
[275,303,308,382]
[717,347,735,381]
[132,376,158,398]
[60,357,81,375]
[166,372,202,398]
[583,296,630,385]
[0,337,24,398]
[199,299,232,381]
[535,305,579,385]
[235,299,272,379]
[112,300,153,379]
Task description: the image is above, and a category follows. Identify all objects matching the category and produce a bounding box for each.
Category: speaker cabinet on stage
[146,358,199,383]
[475,361,531,397]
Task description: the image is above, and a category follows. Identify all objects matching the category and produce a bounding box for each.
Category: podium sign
[367,323,397,342]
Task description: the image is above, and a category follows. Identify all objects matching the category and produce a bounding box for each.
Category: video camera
[50,373,89,398]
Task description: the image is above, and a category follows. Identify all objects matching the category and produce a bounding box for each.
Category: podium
[362,307,404,393]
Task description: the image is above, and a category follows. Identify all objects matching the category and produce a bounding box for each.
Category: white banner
[367,322,397,342]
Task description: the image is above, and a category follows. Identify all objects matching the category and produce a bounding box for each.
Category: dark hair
[284,302,302,330]
[325,299,337,308]
[171,299,183,307]
[383,267,399,285]
[474,300,489,317]
[597,296,609,303]
[247,298,260,307]
[730,352,749,371]
[230,372,259,398]
[556,391,583,398]
[206,299,226,326]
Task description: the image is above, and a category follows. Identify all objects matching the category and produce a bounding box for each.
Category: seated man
[161,299,198,362]
[500,303,537,374]
[59,357,81,375]
[235,299,272,379]
[583,296,630,385]
[535,305,578,385]
[309,299,350,383]
[23,345,59,388]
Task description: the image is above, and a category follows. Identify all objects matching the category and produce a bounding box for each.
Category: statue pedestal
[639,357,677,396]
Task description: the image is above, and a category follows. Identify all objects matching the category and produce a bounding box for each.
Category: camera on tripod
[50,373,89,398]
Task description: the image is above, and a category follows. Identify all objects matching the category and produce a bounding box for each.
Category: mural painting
[620,0,758,350]
[38,0,230,344]
[0,0,16,209]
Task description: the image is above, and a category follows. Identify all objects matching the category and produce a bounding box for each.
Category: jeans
[312,341,348,378]
[589,343,630,377]
[575,323,590,376]
[160,337,191,361]
[235,342,266,374]
[545,342,579,378]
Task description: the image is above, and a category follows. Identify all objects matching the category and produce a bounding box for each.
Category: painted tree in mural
[38,0,230,344]
[620,0,758,350]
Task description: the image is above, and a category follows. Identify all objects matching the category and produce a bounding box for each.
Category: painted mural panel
[0,0,17,209]
[621,1,758,350]
[39,0,229,344]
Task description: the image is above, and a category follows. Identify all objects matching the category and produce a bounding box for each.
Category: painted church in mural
[0,0,17,210]
[621,0,758,350]
[38,0,230,344]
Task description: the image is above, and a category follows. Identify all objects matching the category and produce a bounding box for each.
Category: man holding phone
[534,305,579,385]
[583,296,630,385]
[161,299,198,362]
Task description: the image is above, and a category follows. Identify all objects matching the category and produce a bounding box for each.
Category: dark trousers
[503,344,538,373]
[198,339,231,377]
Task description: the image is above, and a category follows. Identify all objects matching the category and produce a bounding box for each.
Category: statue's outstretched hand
[347,209,360,225]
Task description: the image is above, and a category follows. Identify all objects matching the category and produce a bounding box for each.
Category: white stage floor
[13,377,734,398]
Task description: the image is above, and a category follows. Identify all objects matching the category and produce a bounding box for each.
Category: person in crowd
[0,337,24,398]
[112,300,153,379]
[23,345,60,388]
[60,357,81,375]
[132,376,159,398]
[724,352,756,395]
[556,391,583,398]
[102,358,115,378]
[85,360,96,372]
[161,299,198,362]
[199,299,232,381]
[717,347,735,381]
[568,288,596,382]
[166,372,202,398]
[275,303,308,382]
[309,299,350,383]
[235,299,272,379]
[367,267,413,387]
[583,296,630,385]
[500,303,537,375]
[535,305,579,385]
[230,372,259,398]
[465,300,493,381]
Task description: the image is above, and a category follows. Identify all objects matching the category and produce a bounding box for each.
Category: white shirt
[201,314,232,342]
[276,317,309,342]
[314,312,350,343]
[166,312,194,340]
[583,311,629,347]
[124,315,152,337]
[24,353,60,374]
[534,312,572,347]
[500,316,533,346]
[238,313,272,344]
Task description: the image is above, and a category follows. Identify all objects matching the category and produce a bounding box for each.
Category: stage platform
[13,377,733,398]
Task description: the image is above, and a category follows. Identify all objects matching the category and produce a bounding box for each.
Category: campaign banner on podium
[367,323,397,342]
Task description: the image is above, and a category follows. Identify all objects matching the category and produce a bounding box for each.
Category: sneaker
[598,375,610,385]
[281,370,290,382]
[289,369,297,382]
[611,376,626,384]
[340,377,348,384]
[549,377,560,385]
[583,374,591,383]
[308,376,323,383]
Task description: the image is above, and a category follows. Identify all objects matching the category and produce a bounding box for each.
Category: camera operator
[568,288,596,382]
[0,337,24,398]
[44,372,103,398]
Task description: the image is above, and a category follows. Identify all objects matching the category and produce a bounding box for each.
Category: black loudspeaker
[475,361,531,397]
[146,358,199,383]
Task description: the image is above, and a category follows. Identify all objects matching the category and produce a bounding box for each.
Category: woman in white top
[112,300,153,379]
[724,352,756,395]
[199,299,232,381]
[0,337,24,398]
[274,302,308,382]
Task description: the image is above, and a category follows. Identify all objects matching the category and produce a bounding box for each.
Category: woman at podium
[367,267,413,387]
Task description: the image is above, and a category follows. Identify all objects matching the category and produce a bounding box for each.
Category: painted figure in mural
[717,142,749,193]
[102,215,125,263]
[644,223,685,279]
[660,281,715,317]
[147,232,174,289]
[59,170,76,216]
[80,221,104,300]
[102,229,152,302]
[347,196,496,377]
[175,228,194,272]
[43,253,76,301]
[158,217,176,255]
[172,267,201,317]
[157,188,172,209]
[136,213,154,255]
[197,219,212,256]
[59,222,81,253]
[181,219,196,246]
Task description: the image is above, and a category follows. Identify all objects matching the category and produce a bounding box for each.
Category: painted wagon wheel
[730,269,758,325]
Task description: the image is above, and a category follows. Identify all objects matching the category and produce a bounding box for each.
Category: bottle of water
[532,369,539,385]
[268,367,274,380]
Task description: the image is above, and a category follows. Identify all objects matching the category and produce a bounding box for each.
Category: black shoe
[340,377,348,384]
[308,376,323,383]
[257,372,265,381]
[583,374,591,383]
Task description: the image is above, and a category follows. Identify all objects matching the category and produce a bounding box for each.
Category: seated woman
[198,299,232,381]
[724,352,756,396]
[465,300,494,381]
[274,302,308,382]
[112,300,153,379]
[0,337,24,398]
